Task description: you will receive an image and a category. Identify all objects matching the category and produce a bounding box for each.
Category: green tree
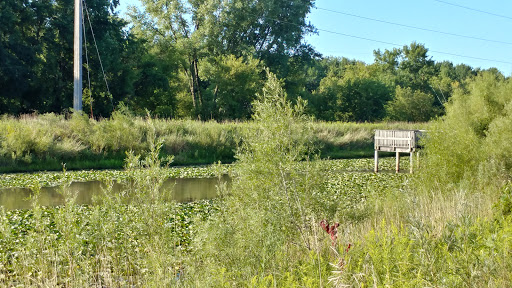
[420,71,512,189]
[335,77,391,122]
[373,42,437,94]
[128,52,179,117]
[0,0,137,116]
[385,86,441,122]
[398,42,436,91]
[373,47,401,74]
[200,55,262,120]
[0,0,41,113]
[313,59,391,121]
[428,61,477,108]
[281,44,324,104]
[129,0,316,119]
[191,71,328,285]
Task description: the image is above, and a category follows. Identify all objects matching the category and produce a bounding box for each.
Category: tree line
[0,0,506,121]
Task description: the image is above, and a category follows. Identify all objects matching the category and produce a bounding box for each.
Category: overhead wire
[82,3,93,117]
[82,0,113,109]
[438,85,447,103]
[431,0,512,21]
[243,9,512,66]
[319,28,512,65]
[316,7,512,46]
[429,85,446,105]
[255,12,512,65]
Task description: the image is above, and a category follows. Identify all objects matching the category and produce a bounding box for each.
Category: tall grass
[4,73,510,286]
[182,71,512,286]
[187,71,333,286]
[0,112,427,172]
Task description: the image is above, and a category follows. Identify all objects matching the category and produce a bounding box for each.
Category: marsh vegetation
[0,111,425,172]
[1,71,512,286]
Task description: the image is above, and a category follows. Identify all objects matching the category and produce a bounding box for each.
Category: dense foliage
[332,69,512,287]
[418,69,512,192]
[1,0,502,122]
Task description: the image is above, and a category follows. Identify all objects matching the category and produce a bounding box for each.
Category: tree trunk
[185,58,197,110]
[187,68,196,109]
[193,57,202,107]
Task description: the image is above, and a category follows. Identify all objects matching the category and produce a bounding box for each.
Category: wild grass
[0,112,427,172]
[327,71,512,287]
[180,71,511,286]
[1,157,509,286]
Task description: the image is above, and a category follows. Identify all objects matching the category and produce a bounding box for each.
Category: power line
[431,0,512,21]
[243,11,512,66]
[316,7,512,46]
[313,26,512,65]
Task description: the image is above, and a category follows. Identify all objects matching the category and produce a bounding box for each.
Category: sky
[116,0,512,76]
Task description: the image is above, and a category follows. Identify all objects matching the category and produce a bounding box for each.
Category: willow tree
[129,0,315,118]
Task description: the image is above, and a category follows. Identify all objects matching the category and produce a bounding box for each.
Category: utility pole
[73,0,82,112]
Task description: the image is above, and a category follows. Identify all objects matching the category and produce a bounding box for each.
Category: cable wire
[431,0,512,21]
[82,0,113,109]
[82,5,93,117]
[316,7,512,46]
[245,12,512,65]
[308,26,512,65]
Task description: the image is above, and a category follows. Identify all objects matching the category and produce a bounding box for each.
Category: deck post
[410,152,414,174]
[417,151,420,169]
[374,150,379,173]
[395,151,400,173]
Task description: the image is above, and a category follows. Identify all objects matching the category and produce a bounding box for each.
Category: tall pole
[73,0,83,112]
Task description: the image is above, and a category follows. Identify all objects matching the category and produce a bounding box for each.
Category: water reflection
[0,176,229,210]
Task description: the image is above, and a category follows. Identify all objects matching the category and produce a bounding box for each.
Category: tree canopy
[0,1,505,121]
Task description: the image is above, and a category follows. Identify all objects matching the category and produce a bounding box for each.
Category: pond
[0,176,230,210]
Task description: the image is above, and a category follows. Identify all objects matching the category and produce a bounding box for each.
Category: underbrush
[329,71,512,287]
[2,158,509,286]
[182,71,512,286]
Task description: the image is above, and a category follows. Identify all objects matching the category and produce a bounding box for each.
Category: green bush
[385,86,442,121]
[0,111,428,172]
[419,71,512,192]
[338,216,512,287]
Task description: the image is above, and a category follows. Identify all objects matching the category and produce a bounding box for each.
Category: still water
[0,177,229,210]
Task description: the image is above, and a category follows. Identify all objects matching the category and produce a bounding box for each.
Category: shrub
[189,70,333,286]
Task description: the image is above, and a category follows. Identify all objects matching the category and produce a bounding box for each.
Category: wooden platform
[374,130,425,173]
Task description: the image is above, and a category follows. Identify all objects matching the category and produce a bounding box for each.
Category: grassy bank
[0,113,426,172]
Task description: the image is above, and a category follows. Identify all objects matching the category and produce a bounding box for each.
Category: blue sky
[117,0,512,75]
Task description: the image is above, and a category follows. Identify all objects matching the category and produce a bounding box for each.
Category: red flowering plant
[320,219,352,284]
[319,219,339,246]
